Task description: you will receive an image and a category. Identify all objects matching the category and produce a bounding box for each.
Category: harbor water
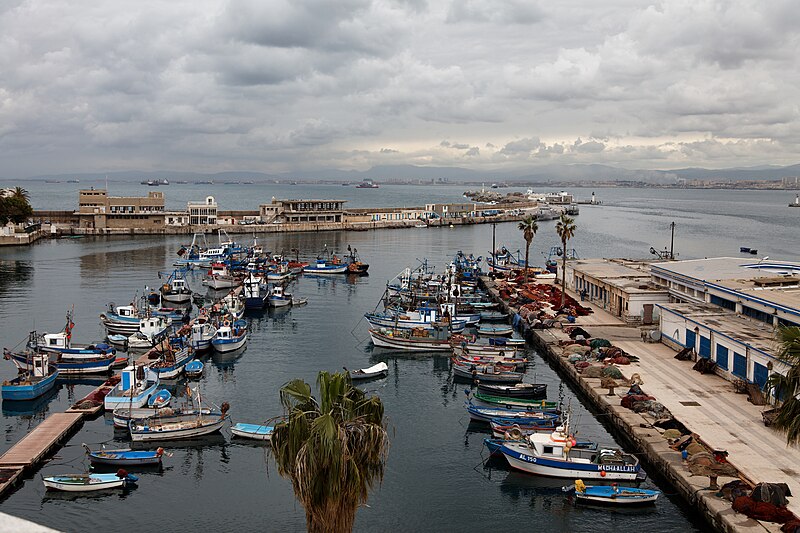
[0,185,795,531]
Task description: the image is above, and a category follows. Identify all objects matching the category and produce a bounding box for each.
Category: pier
[482,276,798,533]
[0,380,112,500]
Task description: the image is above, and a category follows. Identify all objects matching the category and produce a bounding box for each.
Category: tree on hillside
[271,371,389,533]
[555,213,577,308]
[766,326,800,445]
[518,215,538,284]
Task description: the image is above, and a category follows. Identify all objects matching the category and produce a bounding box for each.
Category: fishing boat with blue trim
[231,423,274,441]
[1,352,59,401]
[211,320,247,353]
[304,248,349,274]
[242,273,268,309]
[493,417,645,481]
[189,317,217,352]
[568,480,660,505]
[43,471,138,492]
[465,400,560,424]
[104,366,160,410]
[83,444,165,467]
[31,311,116,358]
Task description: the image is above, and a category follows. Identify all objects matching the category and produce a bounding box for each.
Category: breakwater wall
[481,276,768,533]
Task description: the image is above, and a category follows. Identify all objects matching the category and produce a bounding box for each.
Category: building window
[710,295,736,311]
[742,305,773,325]
[716,345,729,370]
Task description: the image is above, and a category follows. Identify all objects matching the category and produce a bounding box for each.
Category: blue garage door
[753,362,769,388]
[732,353,746,378]
[716,345,729,370]
[699,335,711,359]
[685,329,696,351]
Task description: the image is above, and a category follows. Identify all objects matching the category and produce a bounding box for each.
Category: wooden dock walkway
[0,413,84,469]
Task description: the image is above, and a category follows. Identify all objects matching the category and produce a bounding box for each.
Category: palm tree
[12,186,29,204]
[518,215,538,284]
[554,213,576,308]
[766,326,800,445]
[271,371,389,533]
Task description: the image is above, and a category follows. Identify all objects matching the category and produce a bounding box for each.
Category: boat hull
[43,474,133,491]
[231,423,273,440]
[368,330,452,351]
[500,444,643,481]
[130,416,226,441]
[87,449,163,466]
[104,380,160,410]
[1,370,59,401]
[212,336,247,353]
[575,487,660,505]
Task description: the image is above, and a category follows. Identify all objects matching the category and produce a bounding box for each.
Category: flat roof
[571,259,667,295]
[659,302,777,357]
[651,257,800,283]
[710,278,800,314]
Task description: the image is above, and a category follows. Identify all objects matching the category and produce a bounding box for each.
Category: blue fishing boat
[365,307,467,333]
[147,389,172,408]
[570,480,660,505]
[1,353,59,401]
[231,423,274,441]
[83,444,165,467]
[31,312,116,358]
[185,359,204,378]
[149,344,191,379]
[267,285,292,308]
[5,349,116,375]
[104,366,160,410]
[477,323,513,337]
[304,249,349,274]
[465,401,560,424]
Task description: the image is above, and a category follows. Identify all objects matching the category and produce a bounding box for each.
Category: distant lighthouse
[591,191,596,204]
[792,193,800,207]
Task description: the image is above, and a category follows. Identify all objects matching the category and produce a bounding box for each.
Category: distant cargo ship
[356,179,379,189]
[141,178,169,186]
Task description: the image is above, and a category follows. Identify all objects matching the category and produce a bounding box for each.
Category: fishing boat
[266,262,293,282]
[495,418,645,481]
[347,362,388,381]
[490,420,561,438]
[1,352,59,401]
[365,307,467,333]
[83,444,165,467]
[99,304,145,335]
[368,327,453,352]
[479,310,509,322]
[291,296,308,306]
[129,399,229,442]
[221,291,246,319]
[477,323,514,337]
[147,389,172,408]
[477,382,547,399]
[104,366,160,410]
[184,359,204,378]
[112,405,212,429]
[242,273,268,309]
[6,348,116,375]
[190,318,217,352]
[202,262,241,289]
[43,471,138,491]
[231,423,274,441]
[344,246,369,275]
[472,392,557,411]
[790,194,800,207]
[304,249,349,274]
[32,312,116,358]
[212,320,247,353]
[452,363,524,383]
[267,285,292,307]
[465,401,560,424]
[159,271,192,304]
[149,344,192,379]
[570,480,660,505]
[356,179,379,188]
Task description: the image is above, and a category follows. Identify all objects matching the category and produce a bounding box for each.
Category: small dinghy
[43,470,138,491]
[347,362,388,381]
[570,480,660,505]
[184,359,204,378]
[291,297,308,306]
[231,423,274,441]
[477,324,513,337]
[83,444,165,467]
[147,389,172,408]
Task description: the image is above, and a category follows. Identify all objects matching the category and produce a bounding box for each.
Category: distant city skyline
[1,1,798,177]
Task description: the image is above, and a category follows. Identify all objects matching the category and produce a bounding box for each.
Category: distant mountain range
[18,162,800,184]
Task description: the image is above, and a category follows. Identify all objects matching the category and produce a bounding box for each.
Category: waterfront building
[650,257,800,387]
[188,196,218,225]
[259,198,345,224]
[566,259,670,325]
[165,212,189,226]
[424,203,476,219]
[76,189,164,229]
[348,206,431,223]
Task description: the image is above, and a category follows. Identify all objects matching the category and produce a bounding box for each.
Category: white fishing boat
[202,262,240,290]
[368,328,453,351]
[212,320,247,353]
[112,405,213,429]
[160,272,192,304]
[190,318,217,352]
[129,395,229,441]
[267,285,292,307]
[104,366,160,410]
[43,471,138,492]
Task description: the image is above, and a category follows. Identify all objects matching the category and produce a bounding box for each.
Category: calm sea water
[1,184,795,532]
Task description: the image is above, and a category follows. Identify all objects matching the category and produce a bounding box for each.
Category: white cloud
[0,0,799,176]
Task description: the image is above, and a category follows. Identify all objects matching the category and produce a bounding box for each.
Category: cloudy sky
[1,0,799,177]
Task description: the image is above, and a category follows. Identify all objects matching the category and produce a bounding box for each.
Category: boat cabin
[42,332,69,349]
[209,262,230,276]
[243,274,263,298]
[115,305,137,318]
[271,286,286,298]
[30,352,51,377]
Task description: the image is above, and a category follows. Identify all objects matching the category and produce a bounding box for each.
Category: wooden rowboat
[43,471,138,492]
[231,423,274,441]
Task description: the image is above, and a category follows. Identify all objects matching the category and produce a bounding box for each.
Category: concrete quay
[481,276,798,533]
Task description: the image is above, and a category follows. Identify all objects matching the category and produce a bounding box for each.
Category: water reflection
[0,260,34,297]
[79,243,167,280]
[2,386,60,417]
